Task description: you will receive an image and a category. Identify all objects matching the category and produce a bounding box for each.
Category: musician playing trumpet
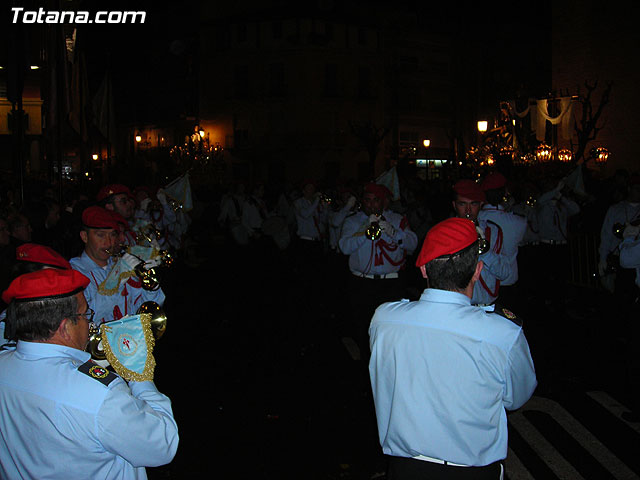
[70,206,166,326]
[339,182,418,361]
[451,179,510,307]
[0,268,178,478]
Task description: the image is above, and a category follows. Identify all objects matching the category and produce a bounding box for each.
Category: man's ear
[57,317,73,341]
[79,230,88,244]
[420,265,428,279]
[472,260,483,283]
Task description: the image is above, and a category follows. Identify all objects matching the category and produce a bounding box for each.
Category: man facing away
[0,268,178,479]
[369,217,537,479]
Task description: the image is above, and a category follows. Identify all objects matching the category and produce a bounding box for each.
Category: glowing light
[135,134,142,143]
[423,139,431,148]
[477,121,488,133]
[557,149,572,163]
[536,143,552,163]
[92,154,99,161]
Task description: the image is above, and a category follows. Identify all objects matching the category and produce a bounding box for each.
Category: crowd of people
[0,160,639,478]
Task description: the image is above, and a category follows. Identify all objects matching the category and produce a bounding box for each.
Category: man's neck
[85,250,109,268]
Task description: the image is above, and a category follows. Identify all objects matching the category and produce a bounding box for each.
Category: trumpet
[466,215,489,255]
[366,213,385,241]
[525,195,537,208]
[86,301,167,361]
[318,192,332,205]
[134,261,161,291]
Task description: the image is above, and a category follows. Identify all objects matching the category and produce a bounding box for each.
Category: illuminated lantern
[592,146,610,165]
[536,144,552,163]
[557,148,573,163]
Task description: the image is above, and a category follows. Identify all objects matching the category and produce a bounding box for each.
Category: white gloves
[156,188,167,205]
[378,220,396,237]
[139,198,152,211]
[369,214,381,224]
[121,253,141,270]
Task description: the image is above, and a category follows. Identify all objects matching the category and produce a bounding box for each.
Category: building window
[268,63,285,97]
[272,21,282,40]
[324,63,340,97]
[234,65,249,98]
[357,66,372,98]
[237,23,247,43]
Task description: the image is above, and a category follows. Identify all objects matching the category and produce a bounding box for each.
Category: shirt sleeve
[338,216,367,255]
[619,237,640,268]
[97,380,179,467]
[503,330,537,410]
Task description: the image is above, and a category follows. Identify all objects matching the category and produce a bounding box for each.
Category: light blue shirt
[478,204,526,285]
[70,251,165,325]
[536,188,580,243]
[0,342,178,479]
[369,289,537,466]
[472,219,510,305]
[619,236,640,287]
[339,210,418,275]
[293,196,327,240]
[600,201,640,263]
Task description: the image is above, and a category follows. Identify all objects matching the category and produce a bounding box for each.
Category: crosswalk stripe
[509,407,585,479]
[505,448,536,480]
[509,396,639,480]
[587,391,640,435]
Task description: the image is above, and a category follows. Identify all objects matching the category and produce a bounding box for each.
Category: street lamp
[477,121,488,133]
[422,139,431,148]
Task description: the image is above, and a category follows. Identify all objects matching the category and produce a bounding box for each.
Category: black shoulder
[489,304,523,327]
[77,361,119,387]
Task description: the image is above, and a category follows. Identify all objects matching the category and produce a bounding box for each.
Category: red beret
[82,206,119,229]
[364,183,390,199]
[97,184,133,202]
[109,211,129,228]
[16,243,71,270]
[453,179,486,202]
[2,269,89,304]
[480,172,507,191]
[415,217,478,267]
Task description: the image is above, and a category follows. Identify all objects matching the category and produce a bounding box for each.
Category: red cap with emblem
[415,217,478,267]
[16,243,71,270]
[364,182,391,200]
[82,206,119,229]
[453,179,486,202]
[2,268,90,304]
[97,184,133,202]
[480,172,507,191]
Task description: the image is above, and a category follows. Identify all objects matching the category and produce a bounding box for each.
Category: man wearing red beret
[69,206,166,325]
[98,184,137,246]
[339,182,418,361]
[369,217,537,479]
[477,172,526,307]
[0,269,178,478]
[452,179,510,306]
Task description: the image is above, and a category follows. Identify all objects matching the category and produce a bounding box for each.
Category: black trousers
[387,456,503,480]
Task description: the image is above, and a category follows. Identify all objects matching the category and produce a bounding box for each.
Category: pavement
[145,230,640,479]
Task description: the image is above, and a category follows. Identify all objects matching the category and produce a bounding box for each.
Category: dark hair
[484,188,505,207]
[424,240,479,291]
[6,295,78,342]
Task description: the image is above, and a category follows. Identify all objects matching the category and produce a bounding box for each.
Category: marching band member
[70,206,166,326]
[478,172,527,306]
[451,179,510,306]
[339,182,417,360]
[599,175,640,294]
[98,184,137,247]
[0,268,178,478]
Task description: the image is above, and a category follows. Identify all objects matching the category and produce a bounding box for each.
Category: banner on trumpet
[100,313,156,382]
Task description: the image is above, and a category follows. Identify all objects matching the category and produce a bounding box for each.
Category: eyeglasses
[69,308,95,323]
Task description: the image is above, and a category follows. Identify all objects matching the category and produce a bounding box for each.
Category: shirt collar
[481,204,505,211]
[16,341,91,363]
[419,288,471,306]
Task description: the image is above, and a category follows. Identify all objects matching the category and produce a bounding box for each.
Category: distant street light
[423,139,431,148]
[477,121,488,133]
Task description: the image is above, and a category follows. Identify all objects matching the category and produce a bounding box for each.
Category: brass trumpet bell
[366,214,384,241]
[87,323,106,360]
[85,301,167,360]
[137,301,167,340]
[159,250,174,268]
[134,262,161,291]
